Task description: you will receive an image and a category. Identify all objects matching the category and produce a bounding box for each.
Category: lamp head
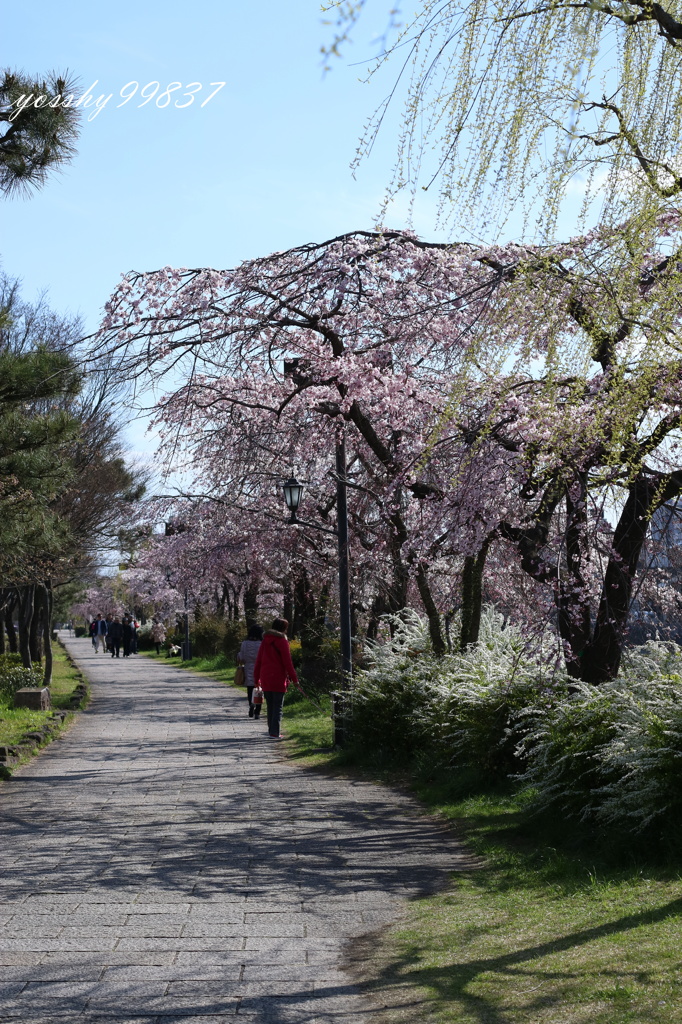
[282,476,304,515]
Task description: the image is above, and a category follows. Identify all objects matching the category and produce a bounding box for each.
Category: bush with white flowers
[351,610,682,837]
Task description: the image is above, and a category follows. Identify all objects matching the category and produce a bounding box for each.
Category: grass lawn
[0,639,87,748]
[138,651,682,1022]
[350,791,682,1024]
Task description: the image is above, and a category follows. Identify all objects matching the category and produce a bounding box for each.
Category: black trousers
[110,640,121,657]
[264,691,285,737]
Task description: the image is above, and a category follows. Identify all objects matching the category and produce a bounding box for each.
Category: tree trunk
[579,477,659,683]
[42,581,53,688]
[415,562,446,656]
[0,611,5,656]
[243,578,258,622]
[282,583,293,634]
[293,567,316,638]
[460,539,490,649]
[29,586,43,663]
[554,477,593,679]
[366,592,388,640]
[17,585,35,669]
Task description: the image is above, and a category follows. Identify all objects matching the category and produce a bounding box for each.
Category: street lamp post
[165,567,192,661]
[183,588,192,661]
[281,439,352,681]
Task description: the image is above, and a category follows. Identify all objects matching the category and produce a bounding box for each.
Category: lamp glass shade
[283,476,304,512]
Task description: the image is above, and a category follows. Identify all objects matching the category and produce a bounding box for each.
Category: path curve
[0,634,469,1023]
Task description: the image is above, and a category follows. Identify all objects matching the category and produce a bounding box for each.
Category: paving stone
[0,632,470,1023]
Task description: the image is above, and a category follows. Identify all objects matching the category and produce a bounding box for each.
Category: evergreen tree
[0,68,80,196]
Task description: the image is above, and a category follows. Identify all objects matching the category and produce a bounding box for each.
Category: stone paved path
[0,634,469,1023]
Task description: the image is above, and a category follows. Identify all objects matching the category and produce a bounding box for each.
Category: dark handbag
[234,664,246,686]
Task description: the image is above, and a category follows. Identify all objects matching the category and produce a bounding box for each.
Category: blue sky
[2,2,447,335]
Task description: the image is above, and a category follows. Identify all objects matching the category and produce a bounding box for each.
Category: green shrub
[349,610,442,762]
[298,624,342,694]
[351,611,682,843]
[222,619,247,662]
[135,621,155,650]
[192,615,227,658]
[0,655,42,702]
[517,659,682,836]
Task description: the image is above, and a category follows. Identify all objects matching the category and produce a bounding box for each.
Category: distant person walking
[93,614,108,653]
[105,614,114,653]
[151,619,166,655]
[89,618,98,649]
[108,617,123,658]
[253,618,298,739]
[237,624,263,718]
[122,616,135,658]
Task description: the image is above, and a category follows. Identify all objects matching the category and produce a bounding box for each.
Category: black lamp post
[166,567,192,661]
[281,440,352,681]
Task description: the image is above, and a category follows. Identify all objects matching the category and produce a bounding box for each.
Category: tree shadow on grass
[347,894,682,1024]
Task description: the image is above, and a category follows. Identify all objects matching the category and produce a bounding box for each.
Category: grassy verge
[0,640,87,748]
[347,787,682,1024]
[142,648,238,685]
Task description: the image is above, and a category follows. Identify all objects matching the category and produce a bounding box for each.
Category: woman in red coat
[253,617,298,739]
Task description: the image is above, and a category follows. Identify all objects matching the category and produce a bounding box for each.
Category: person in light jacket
[151,619,166,655]
[253,617,298,739]
[237,623,263,718]
[94,614,108,653]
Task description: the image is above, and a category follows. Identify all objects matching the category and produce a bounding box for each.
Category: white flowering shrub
[350,610,439,761]
[351,607,566,778]
[352,613,682,839]
[517,643,682,834]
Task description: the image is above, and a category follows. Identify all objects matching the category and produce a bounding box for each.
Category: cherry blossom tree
[97,215,682,680]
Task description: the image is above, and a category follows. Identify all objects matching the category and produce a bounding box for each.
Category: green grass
[142,647,238,685]
[0,640,87,748]
[346,787,682,1024]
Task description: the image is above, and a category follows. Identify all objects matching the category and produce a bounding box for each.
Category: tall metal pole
[335,437,352,680]
[184,587,192,660]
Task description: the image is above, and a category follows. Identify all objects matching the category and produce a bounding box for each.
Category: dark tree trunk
[282,583,293,635]
[0,611,5,656]
[17,585,35,669]
[366,592,388,641]
[293,568,316,637]
[415,562,446,656]
[579,477,660,683]
[42,582,53,688]
[554,476,593,679]
[243,578,258,622]
[460,539,490,650]
[316,584,330,625]
[29,586,43,664]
